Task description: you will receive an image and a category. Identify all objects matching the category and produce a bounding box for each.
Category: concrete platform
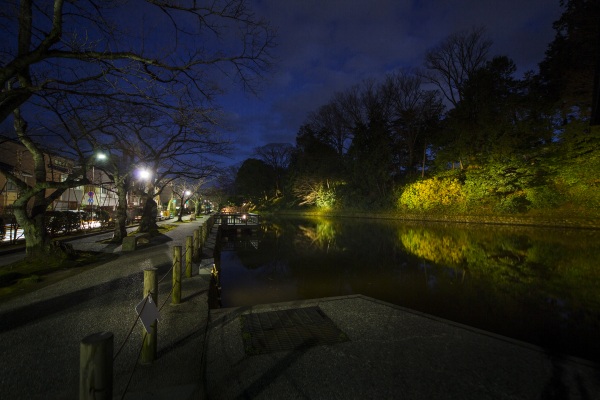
[205,295,600,399]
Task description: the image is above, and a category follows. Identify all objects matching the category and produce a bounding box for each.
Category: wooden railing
[213,212,260,227]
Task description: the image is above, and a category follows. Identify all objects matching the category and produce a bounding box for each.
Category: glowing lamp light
[138,169,151,180]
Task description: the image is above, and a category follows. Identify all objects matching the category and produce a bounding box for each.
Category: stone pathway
[0,216,215,400]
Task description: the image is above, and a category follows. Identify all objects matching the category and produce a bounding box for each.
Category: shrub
[45,211,65,236]
[398,176,465,211]
[63,212,81,233]
[525,185,564,210]
[96,210,111,228]
[494,193,531,214]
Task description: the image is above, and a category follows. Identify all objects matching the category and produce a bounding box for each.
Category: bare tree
[385,70,444,176]
[0,109,91,259]
[422,27,492,107]
[0,0,274,257]
[0,0,275,123]
[89,102,225,237]
[254,143,294,196]
[170,177,208,222]
[307,102,352,156]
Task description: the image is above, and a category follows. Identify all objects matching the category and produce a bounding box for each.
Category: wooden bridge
[214,213,261,231]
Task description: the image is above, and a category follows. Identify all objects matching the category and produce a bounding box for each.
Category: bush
[96,210,111,228]
[398,176,465,211]
[494,193,531,214]
[525,185,564,210]
[63,212,81,233]
[45,211,65,237]
[45,211,83,236]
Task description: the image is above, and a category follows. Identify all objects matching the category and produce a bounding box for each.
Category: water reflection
[218,216,600,362]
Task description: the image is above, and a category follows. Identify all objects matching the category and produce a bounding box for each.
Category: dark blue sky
[218,0,563,166]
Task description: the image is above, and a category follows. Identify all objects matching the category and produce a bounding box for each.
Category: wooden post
[141,268,157,364]
[172,246,181,304]
[185,236,193,278]
[79,331,113,400]
[199,223,204,246]
[193,229,200,262]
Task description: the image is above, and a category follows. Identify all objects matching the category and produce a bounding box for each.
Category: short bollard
[141,268,157,364]
[193,229,200,262]
[201,223,207,245]
[172,246,182,304]
[79,331,113,400]
[185,236,193,278]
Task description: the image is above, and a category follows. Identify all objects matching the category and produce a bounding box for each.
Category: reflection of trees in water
[234,216,600,360]
[296,219,338,253]
[401,229,470,267]
[398,224,600,313]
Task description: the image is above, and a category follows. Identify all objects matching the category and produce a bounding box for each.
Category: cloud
[220,0,563,165]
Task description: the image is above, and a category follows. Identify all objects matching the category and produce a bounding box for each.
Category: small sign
[135,295,161,334]
[87,198,93,204]
[88,191,94,197]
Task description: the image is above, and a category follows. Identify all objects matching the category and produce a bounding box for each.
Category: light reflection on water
[218,216,600,362]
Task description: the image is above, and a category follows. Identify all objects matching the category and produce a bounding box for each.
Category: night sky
[218,0,563,166]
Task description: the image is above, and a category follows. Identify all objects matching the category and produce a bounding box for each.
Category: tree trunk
[112,178,129,243]
[12,202,67,261]
[138,196,158,234]
[177,202,184,222]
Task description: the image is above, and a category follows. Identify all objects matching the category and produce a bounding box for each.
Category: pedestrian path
[0,215,216,400]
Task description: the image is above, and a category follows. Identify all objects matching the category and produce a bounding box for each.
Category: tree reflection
[297,217,339,252]
[221,216,600,361]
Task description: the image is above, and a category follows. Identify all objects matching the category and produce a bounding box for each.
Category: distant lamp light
[96,153,107,161]
[138,169,151,180]
[185,190,191,196]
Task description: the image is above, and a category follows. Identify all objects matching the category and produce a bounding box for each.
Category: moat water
[218,215,600,362]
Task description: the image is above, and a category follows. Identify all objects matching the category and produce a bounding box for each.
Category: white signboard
[135,295,161,333]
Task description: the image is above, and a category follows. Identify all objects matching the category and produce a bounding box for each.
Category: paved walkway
[0,216,215,400]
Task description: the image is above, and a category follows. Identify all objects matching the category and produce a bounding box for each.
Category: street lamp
[138,169,151,181]
[91,152,107,226]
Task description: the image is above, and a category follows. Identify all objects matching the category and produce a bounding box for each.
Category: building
[0,139,118,215]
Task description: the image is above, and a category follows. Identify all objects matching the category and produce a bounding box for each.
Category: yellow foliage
[399,177,465,210]
[399,228,469,266]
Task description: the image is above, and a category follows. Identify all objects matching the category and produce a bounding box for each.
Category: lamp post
[136,168,152,222]
[91,153,107,226]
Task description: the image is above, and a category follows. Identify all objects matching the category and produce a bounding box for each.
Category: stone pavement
[205,296,600,399]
